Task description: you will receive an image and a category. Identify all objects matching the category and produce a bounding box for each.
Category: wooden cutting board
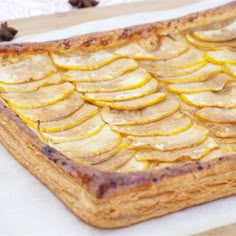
[6,1,236,235]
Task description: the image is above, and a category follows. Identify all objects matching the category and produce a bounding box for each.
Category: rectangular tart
[0,1,236,228]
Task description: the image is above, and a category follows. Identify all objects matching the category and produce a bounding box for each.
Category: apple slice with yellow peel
[181,86,236,108]
[101,98,180,125]
[158,63,221,83]
[0,73,62,92]
[39,103,98,132]
[63,58,138,82]
[135,137,218,162]
[91,92,166,110]
[195,107,236,124]
[83,79,158,102]
[129,124,209,151]
[94,148,135,171]
[82,140,129,165]
[51,51,122,70]
[215,124,236,138]
[118,157,149,172]
[111,112,192,136]
[185,33,236,50]
[140,48,205,70]
[13,91,84,123]
[0,54,56,84]
[41,114,105,143]
[76,67,151,93]
[192,21,236,42]
[223,64,236,77]
[2,82,75,109]
[115,36,188,60]
[204,49,236,65]
[167,73,230,94]
[52,125,122,160]
[150,62,206,78]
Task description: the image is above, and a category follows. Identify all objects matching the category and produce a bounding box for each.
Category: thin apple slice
[158,63,221,83]
[0,54,56,84]
[63,58,138,82]
[39,103,98,132]
[53,125,122,160]
[195,107,236,124]
[215,124,236,138]
[0,73,62,92]
[76,67,151,93]
[167,73,230,94]
[94,148,135,171]
[204,49,236,65]
[83,79,158,102]
[13,91,84,123]
[41,114,105,143]
[140,48,205,70]
[150,62,206,78]
[83,140,129,165]
[118,157,149,172]
[185,33,236,50]
[181,86,236,108]
[115,36,188,60]
[129,124,209,151]
[111,112,192,136]
[51,51,122,70]
[135,137,218,162]
[2,82,75,109]
[91,92,166,110]
[192,21,236,42]
[101,98,180,125]
[223,64,236,77]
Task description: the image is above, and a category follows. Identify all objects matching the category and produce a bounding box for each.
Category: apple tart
[0,2,236,228]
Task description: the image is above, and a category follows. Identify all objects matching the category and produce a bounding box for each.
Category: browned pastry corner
[0,1,236,229]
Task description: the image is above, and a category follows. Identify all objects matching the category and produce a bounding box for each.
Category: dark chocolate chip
[197,165,204,171]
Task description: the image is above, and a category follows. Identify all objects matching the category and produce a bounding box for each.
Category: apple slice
[195,107,236,124]
[94,148,135,171]
[101,98,180,125]
[39,103,98,132]
[192,21,236,42]
[223,64,236,77]
[215,124,236,138]
[53,125,122,160]
[129,124,209,151]
[115,36,188,60]
[82,140,129,165]
[41,114,105,143]
[63,58,138,82]
[167,73,230,94]
[118,157,150,172]
[140,48,205,70]
[2,82,75,109]
[82,79,158,102]
[111,112,192,136]
[181,86,236,108]
[91,92,166,110]
[13,91,84,123]
[185,33,236,50]
[150,62,206,78]
[135,137,218,162]
[51,50,122,70]
[0,54,56,84]
[0,73,62,92]
[76,67,151,93]
[204,49,236,65]
[158,63,221,83]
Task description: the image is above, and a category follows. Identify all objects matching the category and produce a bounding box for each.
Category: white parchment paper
[0,1,235,235]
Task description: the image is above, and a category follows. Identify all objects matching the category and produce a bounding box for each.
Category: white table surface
[0,0,235,235]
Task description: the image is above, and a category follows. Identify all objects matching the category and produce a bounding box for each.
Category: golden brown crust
[1,2,236,228]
